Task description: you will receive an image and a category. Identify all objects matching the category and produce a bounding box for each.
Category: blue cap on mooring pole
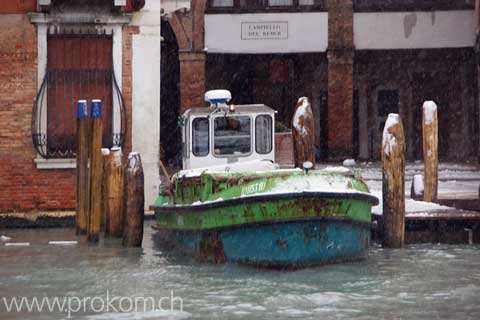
[91,99,102,118]
[77,100,88,119]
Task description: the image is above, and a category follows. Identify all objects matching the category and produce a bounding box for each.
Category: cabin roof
[184,104,276,117]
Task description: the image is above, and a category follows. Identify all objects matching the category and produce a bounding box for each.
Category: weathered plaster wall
[354,10,476,49]
[161,0,190,14]
[131,0,161,206]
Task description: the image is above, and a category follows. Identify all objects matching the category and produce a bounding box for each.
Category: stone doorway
[412,71,452,160]
[160,18,181,166]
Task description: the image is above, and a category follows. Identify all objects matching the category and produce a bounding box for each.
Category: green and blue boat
[151,90,378,268]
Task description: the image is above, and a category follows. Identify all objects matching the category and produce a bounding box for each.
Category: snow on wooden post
[76,100,89,235]
[123,152,145,247]
[422,101,438,203]
[382,113,405,248]
[292,97,315,168]
[87,100,103,243]
[410,174,424,201]
[104,147,125,238]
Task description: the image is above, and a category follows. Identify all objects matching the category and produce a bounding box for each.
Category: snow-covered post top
[382,113,400,158]
[292,97,311,136]
[381,113,405,248]
[291,97,315,168]
[422,101,437,125]
[422,100,438,202]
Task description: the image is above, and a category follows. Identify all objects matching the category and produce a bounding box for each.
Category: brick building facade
[0,0,161,213]
[163,0,480,162]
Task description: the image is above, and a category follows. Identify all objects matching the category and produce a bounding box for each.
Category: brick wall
[0,15,137,213]
[327,0,354,159]
[179,53,206,112]
[122,25,139,157]
[169,0,207,112]
[0,0,143,14]
[327,50,354,158]
[0,0,35,13]
[0,14,77,213]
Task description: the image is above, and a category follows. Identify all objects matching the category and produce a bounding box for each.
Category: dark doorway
[377,89,399,135]
[206,54,296,129]
[412,72,450,160]
[160,18,181,165]
[256,58,294,127]
[353,90,360,159]
[318,91,328,161]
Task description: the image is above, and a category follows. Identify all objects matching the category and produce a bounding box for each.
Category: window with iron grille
[32,29,126,159]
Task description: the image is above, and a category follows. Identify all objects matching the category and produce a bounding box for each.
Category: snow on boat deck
[173,161,479,219]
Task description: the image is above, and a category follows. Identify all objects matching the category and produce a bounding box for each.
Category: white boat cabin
[181,90,276,170]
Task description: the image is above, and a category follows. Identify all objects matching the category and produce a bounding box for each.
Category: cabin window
[255,115,272,154]
[192,117,209,156]
[213,116,251,156]
[210,0,233,7]
[268,0,293,6]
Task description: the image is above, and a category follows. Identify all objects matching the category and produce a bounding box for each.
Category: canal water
[1,221,479,319]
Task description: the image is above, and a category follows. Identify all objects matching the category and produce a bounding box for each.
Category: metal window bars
[32,28,126,159]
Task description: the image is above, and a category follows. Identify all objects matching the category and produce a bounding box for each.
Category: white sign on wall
[241,22,288,40]
[205,13,329,54]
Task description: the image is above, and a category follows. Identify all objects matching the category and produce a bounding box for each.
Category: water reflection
[0,222,479,319]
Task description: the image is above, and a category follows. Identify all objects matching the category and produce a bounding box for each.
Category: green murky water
[1,221,479,319]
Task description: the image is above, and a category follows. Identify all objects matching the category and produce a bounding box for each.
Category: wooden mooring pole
[422,101,438,203]
[87,100,103,243]
[104,147,125,238]
[76,100,89,235]
[292,97,315,167]
[382,113,405,248]
[123,152,145,247]
[101,148,111,231]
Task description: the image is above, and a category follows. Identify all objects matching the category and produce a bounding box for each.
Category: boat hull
[154,218,370,268]
[152,192,376,268]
